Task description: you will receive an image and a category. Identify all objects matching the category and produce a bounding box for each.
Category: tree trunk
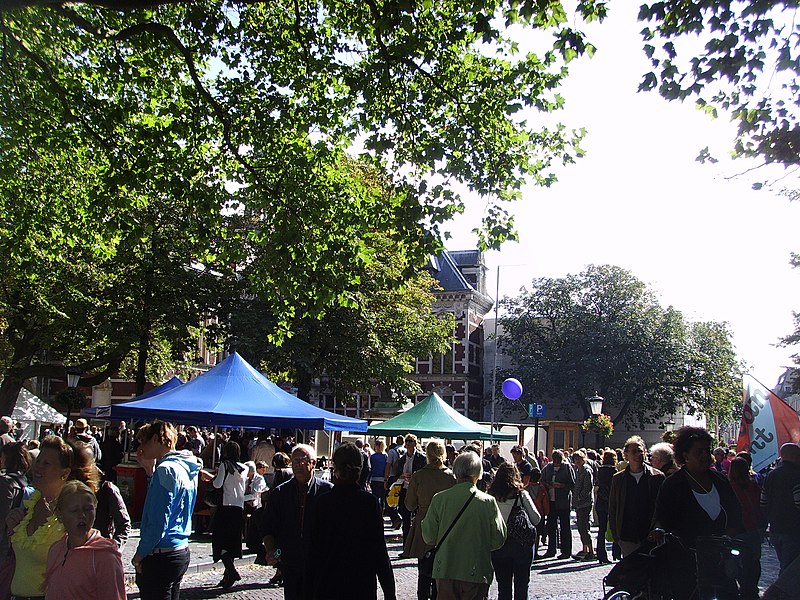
[135,329,150,397]
[0,374,24,417]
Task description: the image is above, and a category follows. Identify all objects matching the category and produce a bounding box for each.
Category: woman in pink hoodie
[44,480,126,599]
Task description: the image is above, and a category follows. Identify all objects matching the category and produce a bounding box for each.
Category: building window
[431,348,454,375]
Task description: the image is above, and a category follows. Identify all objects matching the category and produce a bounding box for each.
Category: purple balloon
[502,378,523,400]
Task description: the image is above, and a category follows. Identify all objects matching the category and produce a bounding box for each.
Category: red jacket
[45,529,125,600]
[732,479,761,531]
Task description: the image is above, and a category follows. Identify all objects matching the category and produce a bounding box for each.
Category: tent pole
[212,426,218,469]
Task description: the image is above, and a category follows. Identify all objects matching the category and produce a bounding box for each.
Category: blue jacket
[136,450,200,557]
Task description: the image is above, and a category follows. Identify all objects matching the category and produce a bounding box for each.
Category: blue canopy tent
[82,376,184,419]
[81,353,367,432]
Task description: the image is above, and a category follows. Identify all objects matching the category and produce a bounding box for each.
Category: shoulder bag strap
[432,490,476,551]
[7,473,25,509]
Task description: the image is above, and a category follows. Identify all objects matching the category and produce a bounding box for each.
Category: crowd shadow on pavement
[534,561,610,575]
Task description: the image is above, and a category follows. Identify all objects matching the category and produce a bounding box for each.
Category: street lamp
[66,366,81,389]
[586,393,604,448]
[63,366,82,440]
[587,393,604,416]
[489,263,527,444]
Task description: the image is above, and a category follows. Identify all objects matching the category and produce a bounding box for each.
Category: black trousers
[547,508,572,556]
[136,547,190,600]
[282,565,312,600]
[418,553,437,600]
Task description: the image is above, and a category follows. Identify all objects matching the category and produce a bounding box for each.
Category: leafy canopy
[0,0,606,409]
[638,1,800,170]
[499,264,742,427]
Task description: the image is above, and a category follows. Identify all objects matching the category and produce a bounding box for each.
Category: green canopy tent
[367,392,517,441]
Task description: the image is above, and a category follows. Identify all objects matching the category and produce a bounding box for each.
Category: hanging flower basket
[582,413,614,438]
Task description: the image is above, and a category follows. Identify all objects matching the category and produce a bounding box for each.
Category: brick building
[409,250,493,422]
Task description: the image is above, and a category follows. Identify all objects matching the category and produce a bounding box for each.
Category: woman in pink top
[45,480,125,600]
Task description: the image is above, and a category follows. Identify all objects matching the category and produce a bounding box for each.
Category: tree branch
[291,0,310,78]
[361,0,465,109]
[108,21,270,191]
[0,19,114,150]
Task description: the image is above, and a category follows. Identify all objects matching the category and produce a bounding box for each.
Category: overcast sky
[445,3,800,388]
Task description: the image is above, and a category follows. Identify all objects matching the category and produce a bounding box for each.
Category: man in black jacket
[762,442,800,573]
[608,436,665,558]
[262,444,333,600]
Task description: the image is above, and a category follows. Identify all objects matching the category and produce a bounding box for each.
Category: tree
[230,226,455,403]
[0,0,602,249]
[778,252,800,365]
[638,1,800,170]
[498,264,741,427]
[685,320,743,425]
[0,0,606,408]
[0,182,234,412]
[0,116,235,412]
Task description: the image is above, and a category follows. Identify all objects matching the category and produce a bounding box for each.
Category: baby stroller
[602,533,741,600]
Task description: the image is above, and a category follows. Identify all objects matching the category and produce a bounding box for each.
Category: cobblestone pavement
[124,519,779,599]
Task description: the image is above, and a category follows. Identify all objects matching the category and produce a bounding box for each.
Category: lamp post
[489,263,526,444]
[64,366,82,440]
[66,367,81,389]
[586,393,604,448]
[587,393,604,416]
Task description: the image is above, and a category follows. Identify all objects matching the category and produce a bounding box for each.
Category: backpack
[507,492,536,547]
[6,473,31,506]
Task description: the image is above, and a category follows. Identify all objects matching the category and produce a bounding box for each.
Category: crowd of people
[2,415,797,600]
[0,417,131,600]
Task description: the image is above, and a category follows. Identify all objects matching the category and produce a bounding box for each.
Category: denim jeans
[370,481,387,515]
[492,538,534,600]
[136,547,190,600]
[735,529,763,599]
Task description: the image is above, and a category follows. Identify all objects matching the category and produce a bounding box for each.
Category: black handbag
[422,490,476,563]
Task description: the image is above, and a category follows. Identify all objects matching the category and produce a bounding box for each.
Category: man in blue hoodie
[132,421,200,600]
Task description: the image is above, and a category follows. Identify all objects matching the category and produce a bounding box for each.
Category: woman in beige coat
[405,440,457,600]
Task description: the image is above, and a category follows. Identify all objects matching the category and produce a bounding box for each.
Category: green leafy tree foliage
[498,264,741,426]
[0,0,601,258]
[0,168,234,412]
[638,1,800,169]
[0,0,605,411]
[778,252,800,364]
[230,234,455,403]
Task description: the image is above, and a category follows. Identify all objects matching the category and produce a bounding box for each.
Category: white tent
[12,388,65,440]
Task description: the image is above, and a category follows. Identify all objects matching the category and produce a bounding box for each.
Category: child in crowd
[44,480,126,599]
